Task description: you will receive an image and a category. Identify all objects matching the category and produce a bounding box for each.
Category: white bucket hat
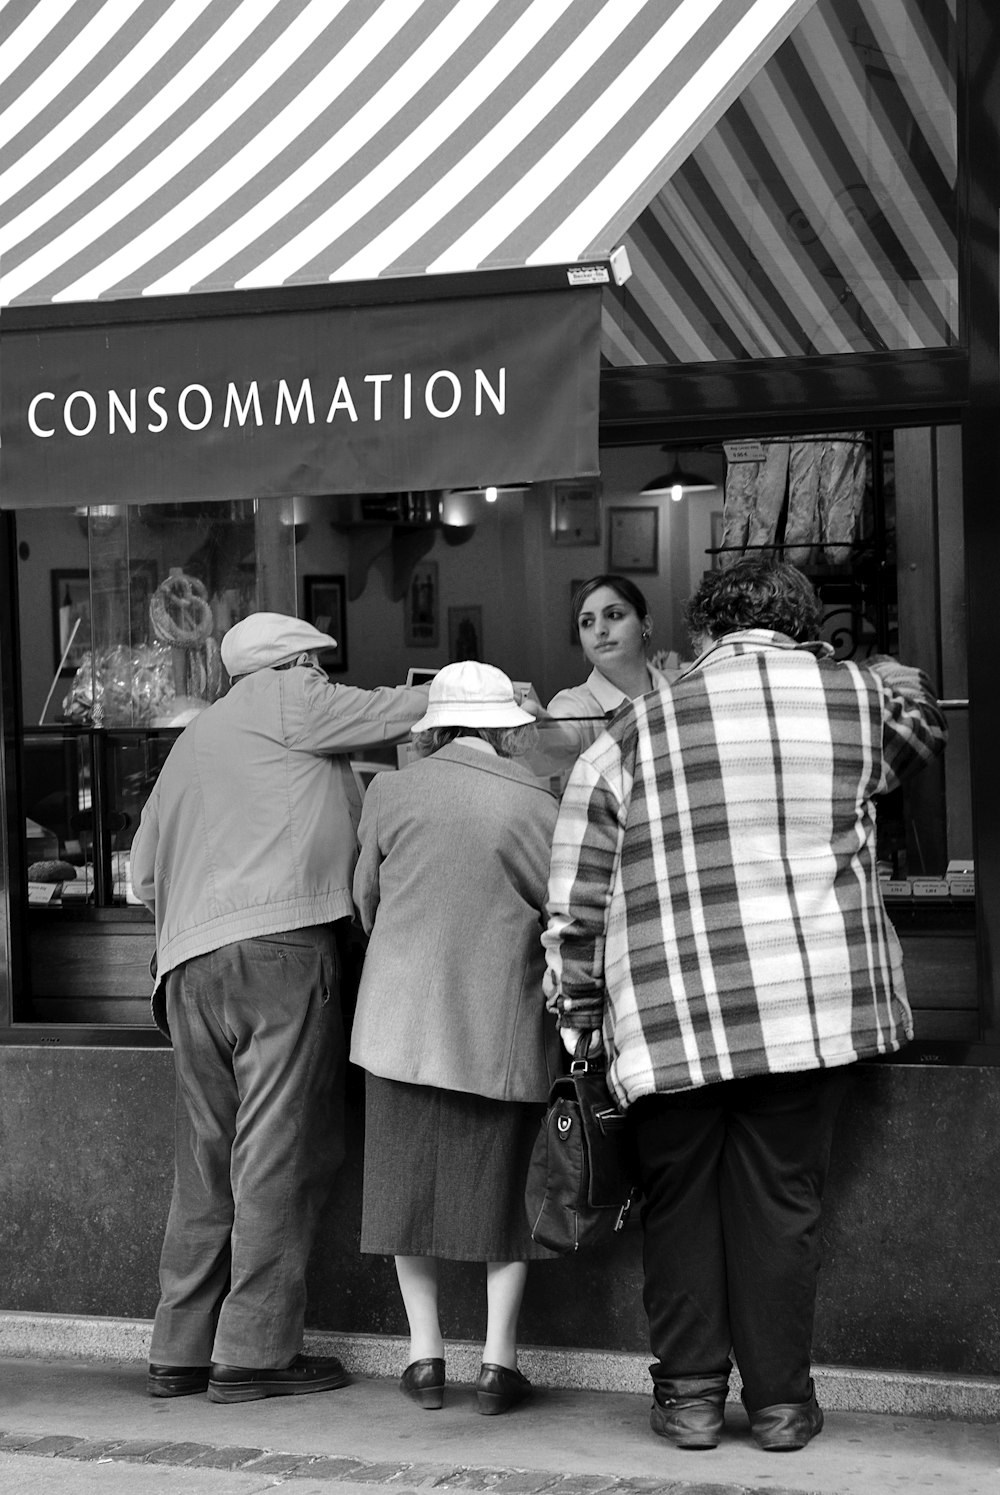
[221,612,337,677]
[411,662,533,732]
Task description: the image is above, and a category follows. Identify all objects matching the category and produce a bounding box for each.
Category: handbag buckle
[614,1190,636,1232]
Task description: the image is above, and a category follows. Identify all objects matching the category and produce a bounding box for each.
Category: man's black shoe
[746,1383,824,1451]
[147,1363,211,1398]
[650,1373,729,1449]
[208,1352,351,1403]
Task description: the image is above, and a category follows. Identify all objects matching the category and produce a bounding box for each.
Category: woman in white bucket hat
[350,662,559,1417]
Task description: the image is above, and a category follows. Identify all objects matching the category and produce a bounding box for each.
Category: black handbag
[525,1035,635,1253]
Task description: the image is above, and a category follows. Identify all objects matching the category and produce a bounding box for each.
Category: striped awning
[1,0,818,308]
[602,0,959,362]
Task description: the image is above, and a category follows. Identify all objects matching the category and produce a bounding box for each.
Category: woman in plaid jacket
[543,560,947,1454]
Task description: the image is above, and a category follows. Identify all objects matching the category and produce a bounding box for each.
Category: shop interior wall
[17,512,91,729]
[0,1045,995,1379]
[14,448,721,726]
[286,450,720,704]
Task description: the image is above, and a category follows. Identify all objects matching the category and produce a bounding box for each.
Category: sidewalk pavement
[1,1352,998,1495]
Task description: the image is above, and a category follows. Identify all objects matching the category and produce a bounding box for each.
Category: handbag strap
[571,1029,605,1077]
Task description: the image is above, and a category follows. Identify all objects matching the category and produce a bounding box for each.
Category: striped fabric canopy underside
[605,0,959,361]
[0,0,817,307]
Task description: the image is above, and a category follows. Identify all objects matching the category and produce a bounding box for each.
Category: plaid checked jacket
[542,630,949,1106]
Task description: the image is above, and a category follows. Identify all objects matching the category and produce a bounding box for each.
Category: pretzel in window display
[149,568,214,646]
[149,567,221,701]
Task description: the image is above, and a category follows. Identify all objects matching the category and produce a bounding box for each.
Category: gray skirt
[361,1074,552,1261]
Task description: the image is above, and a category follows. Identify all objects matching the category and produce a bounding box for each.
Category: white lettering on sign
[65,390,97,436]
[425,370,461,418]
[475,367,505,415]
[28,392,55,436]
[276,379,315,425]
[23,368,507,439]
[148,387,168,433]
[325,377,358,422]
[109,389,136,434]
[224,382,263,428]
[178,384,213,431]
[364,373,392,420]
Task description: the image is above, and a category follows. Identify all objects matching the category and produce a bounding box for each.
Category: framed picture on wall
[51,570,91,674]
[550,478,602,545]
[303,574,347,671]
[608,506,659,573]
[448,604,483,661]
[405,560,439,648]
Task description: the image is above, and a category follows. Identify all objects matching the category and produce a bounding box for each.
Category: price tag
[724,440,768,463]
[28,882,59,903]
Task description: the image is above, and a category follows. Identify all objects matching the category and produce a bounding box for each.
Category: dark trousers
[628,1066,850,1410]
[149,927,345,1369]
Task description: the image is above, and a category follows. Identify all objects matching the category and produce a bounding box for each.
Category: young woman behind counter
[544,574,681,760]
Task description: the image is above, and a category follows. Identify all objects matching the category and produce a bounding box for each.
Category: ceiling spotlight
[641,452,717,501]
[74,504,123,536]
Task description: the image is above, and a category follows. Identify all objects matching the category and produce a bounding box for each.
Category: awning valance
[2,286,602,506]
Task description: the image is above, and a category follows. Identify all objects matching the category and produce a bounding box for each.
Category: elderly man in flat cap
[131,612,429,1405]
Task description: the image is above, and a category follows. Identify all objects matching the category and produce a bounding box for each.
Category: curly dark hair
[683,558,823,643]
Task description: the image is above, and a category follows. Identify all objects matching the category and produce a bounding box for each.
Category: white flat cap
[221,613,337,677]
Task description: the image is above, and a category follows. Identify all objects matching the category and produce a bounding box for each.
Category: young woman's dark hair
[571,574,650,628]
[683,559,823,644]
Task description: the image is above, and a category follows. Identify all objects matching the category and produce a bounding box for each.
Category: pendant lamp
[446,482,530,501]
[641,452,716,502]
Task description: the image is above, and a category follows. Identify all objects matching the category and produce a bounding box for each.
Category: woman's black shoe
[476,1362,532,1415]
[400,1357,445,1409]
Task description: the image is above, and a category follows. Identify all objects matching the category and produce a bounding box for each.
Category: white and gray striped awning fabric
[0,0,817,308]
[604,0,959,361]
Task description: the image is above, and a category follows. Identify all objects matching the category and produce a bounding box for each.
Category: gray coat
[350,742,560,1102]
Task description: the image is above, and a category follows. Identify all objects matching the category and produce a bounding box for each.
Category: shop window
[668,425,975,1049]
[1,433,981,1053]
[9,498,297,1030]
